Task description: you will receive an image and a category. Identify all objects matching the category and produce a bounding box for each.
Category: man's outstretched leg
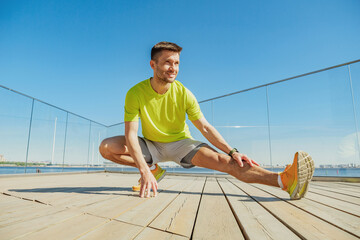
[99,136,166,192]
[191,146,314,200]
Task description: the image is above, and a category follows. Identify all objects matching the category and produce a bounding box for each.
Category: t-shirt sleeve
[186,88,203,121]
[124,88,140,122]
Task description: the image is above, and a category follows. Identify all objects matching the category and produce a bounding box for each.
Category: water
[2,166,359,177]
[0,166,104,175]
[0,167,360,177]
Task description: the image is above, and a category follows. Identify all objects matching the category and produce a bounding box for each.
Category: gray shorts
[138,137,208,168]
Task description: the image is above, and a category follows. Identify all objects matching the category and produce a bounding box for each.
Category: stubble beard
[156,70,176,84]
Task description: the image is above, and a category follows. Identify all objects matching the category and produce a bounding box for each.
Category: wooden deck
[0,172,359,240]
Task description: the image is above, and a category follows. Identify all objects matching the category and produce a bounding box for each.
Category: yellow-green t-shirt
[124,78,203,142]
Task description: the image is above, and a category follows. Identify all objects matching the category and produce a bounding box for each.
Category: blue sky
[1,1,360,167]
[1,0,359,125]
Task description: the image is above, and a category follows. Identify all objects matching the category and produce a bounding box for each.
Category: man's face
[151,50,180,84]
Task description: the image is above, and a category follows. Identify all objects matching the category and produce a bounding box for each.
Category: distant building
[0,154,5,162]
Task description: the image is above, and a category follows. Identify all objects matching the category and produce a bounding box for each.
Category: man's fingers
[140,182,145,198]
[237,158,244,167]
[252,159,260,166]
[241,154,254,167]
[146,183,151,198]
[152,182,158,197]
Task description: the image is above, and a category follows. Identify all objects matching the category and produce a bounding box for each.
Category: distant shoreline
[0,163,102,168]
[0,163,359,169]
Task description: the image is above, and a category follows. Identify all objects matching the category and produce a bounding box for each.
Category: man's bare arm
[125,121,158,197]
[191,117,232,153]
[191,117,259,167]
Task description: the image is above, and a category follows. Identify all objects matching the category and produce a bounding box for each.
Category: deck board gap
[309,185,360,198]
[112,218,145,228]
[147,225,189,238]
[308,190,360,206]
[301,196,360,218]
[249,183,360,239]
[227,179,307,240]
[189,176,207,240]
[217,178,250,240]
[146,191,182,227]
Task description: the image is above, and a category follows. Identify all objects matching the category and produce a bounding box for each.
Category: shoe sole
[290,151,314,200]
[299,152,315,198]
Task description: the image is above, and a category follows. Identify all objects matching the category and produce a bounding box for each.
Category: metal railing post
[87,121,92,172]
[266,86,273,169]
[24,99,35,173]
[211,100,215,175]
[62,112,69,172]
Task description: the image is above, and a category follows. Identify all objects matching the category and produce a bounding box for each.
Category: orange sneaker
[132,164,166,192]
[279,151,314,200]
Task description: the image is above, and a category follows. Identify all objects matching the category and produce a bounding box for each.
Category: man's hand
[140,171,158,198]
[232,152,260,167]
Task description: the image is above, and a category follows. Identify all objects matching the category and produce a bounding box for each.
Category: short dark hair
[151,41,182,60]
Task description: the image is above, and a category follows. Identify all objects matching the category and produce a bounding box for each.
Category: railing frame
[1,58,360,173]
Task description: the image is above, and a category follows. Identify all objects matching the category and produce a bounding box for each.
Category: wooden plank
[0,203,63,227]
[116,178,193,226]
[0,173,104,192]
[16,213,107,240]
[0,200,39,217]
[54,173,171,209]
[192,178,243,240]
[78,220,143,240]
[0,195,35,212]
[308,188,360,205]
[2,182,95,203]
[149,177,205,238]
[229,179,358,240]
[310,182,360,198]
[46,187,124,208]
[79,178,182,219]
[2,173,141,210]
[0,209,82,239]
[305,191,360,217]
[334,182,360,190]
[218,178,300,240]
[134,227,188,240]
[2,173,138,204]
[39,174,139,205]
[253,183,360,238]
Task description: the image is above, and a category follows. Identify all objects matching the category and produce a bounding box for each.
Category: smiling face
[150,50,180,84]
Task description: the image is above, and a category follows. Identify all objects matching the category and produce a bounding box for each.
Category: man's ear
[150,60,155,70]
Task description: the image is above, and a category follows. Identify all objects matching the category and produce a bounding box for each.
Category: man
[99,41,314,199]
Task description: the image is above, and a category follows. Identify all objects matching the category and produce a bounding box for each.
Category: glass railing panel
[348,62,360,165]
[103,122,126,171]
[268,65,357,171]
[212,88,271,166]
[106,120,142,138]
[26,101,67,173]
[106,123,124,138]
[88,122,107,168]
[104,120,145,171]
[63,114,91,168]
[0,88,33,174]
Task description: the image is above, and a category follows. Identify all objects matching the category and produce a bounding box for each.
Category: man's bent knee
[99,139,111,159]
[99,137,128,159]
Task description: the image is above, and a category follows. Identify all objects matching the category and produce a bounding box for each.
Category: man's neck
[150,76,171,95]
